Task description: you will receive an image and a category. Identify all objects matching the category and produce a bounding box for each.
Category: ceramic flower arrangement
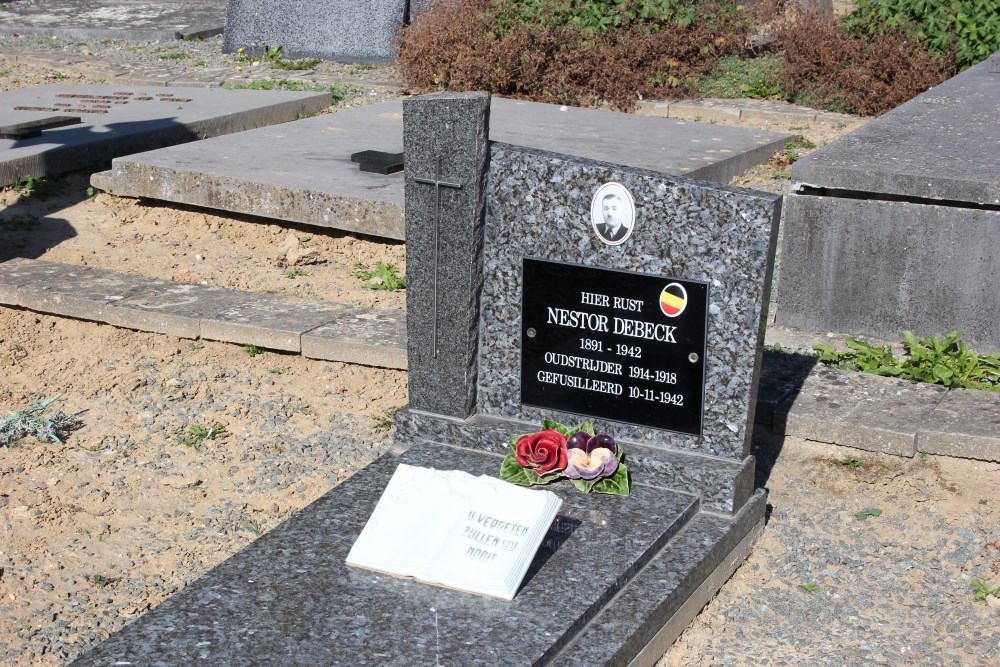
[498,419,629,496]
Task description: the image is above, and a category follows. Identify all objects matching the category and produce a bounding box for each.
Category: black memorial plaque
[521,258,708,435]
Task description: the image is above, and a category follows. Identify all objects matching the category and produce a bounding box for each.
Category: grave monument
[69,92,780,666]
[223,0,432,64]
[777,51,1000,352]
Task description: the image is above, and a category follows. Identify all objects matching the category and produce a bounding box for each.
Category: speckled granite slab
[69,443,713,666]
[223,0,407,64]
[471,143,782,461]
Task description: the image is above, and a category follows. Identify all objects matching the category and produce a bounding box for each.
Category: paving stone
[774,366,947,457]
[95,97,791,240]
[301,307,406,369]
[0,0,226,41]
[194,293,350,352]
[917,389,1000,462]
[0,84,331,187]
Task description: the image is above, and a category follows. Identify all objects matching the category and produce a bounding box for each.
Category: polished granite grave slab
[0,84,330,187]
[69,443,711,666]
[92,97,791,240]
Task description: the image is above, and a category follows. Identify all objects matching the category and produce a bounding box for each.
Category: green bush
[844,0,1000,71]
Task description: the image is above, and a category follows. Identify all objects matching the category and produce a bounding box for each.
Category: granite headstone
[223,0,410,64]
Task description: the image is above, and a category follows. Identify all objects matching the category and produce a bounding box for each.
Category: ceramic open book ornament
[499,419,630,496]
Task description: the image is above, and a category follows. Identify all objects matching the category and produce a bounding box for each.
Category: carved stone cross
[414,155,462,358]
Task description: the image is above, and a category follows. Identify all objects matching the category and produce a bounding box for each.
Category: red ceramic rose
[514,429,567,476]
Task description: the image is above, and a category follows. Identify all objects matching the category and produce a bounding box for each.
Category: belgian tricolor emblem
[659,283,688,317]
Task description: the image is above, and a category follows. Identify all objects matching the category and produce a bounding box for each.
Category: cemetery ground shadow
[752,350,817,492]
[0,177,89,262]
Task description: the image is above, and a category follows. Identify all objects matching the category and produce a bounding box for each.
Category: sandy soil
[1,53,995,666]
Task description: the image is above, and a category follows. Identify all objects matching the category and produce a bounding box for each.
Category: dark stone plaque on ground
[520,258,708,435]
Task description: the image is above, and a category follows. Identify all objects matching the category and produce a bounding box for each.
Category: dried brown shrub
[777,9,955,116]
[397,0,761,111]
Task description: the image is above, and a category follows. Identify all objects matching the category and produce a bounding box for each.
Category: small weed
[14,175,37,193]
[840,457,864,469]
[194,60,206,67]
[242,520,263,536]
[980,499,989,506]
[179,423,226,449]
[373,406,399,432]
[268,367,288,375]
[972,578,1000,602]
[185,342,205,351]
[918,450,929,461]
[799,583,820,593]
[87,574,118,588]
[224,79,334,93]
[243,344,263,358]
[354,261,406,291]
[0,394,83,449]
[283,268,309,279]
[770,169,792,180]
[0,69,10,77]
[158,51,190,61]
[85,186,96,198]
[349,64,376,74]
[855,507,882,521]
[271,57,320,71]
[50,71,69,80]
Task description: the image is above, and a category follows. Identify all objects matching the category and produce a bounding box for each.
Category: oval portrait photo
[590,182,636,246]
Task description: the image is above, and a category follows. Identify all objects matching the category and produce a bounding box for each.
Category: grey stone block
[792,56,1000,205]
[402,92,490,418]
[301,307,406,369]
[917,389,1000,462]
[773,366,947,457]
[394,409,755,514]
[777,195,1000,353]
[0,84,330,187]
[95,98,792,240]
[223,0,407,64]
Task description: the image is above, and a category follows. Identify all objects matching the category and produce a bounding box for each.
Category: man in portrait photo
[596,192,629,243]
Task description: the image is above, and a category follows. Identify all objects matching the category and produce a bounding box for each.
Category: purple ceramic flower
[564,432,618,480]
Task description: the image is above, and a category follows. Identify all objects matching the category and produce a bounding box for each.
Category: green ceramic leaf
[542,419,570,436]
[593,464,630,496]
[499,454,535,486]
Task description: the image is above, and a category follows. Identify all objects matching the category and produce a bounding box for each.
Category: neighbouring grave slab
[777,53,1000,351]
[71,92,781,666]
[0,258,406,367]
[94,97,792,240]
[0,84,330,187]
[0,0,226,40]
[223,0,407,64]
[791,54,1000,205]
[772,366,947,457]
